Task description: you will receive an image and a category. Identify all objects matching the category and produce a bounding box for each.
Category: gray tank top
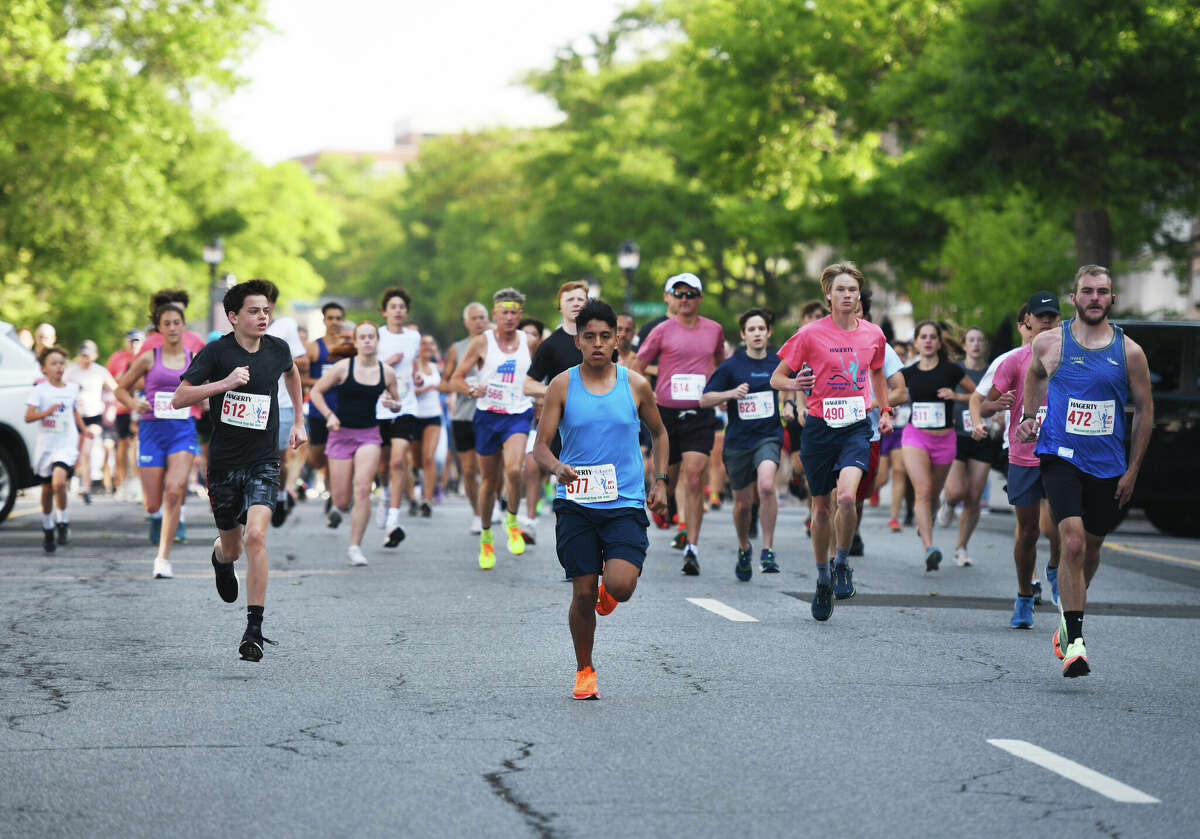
[451,336,479,421]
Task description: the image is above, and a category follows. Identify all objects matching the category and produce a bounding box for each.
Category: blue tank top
[310,337,337,414]
[555,365,645,509]
[1035,320,1128,478]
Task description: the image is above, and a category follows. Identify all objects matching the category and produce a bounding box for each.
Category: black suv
[1115,320,1200,538]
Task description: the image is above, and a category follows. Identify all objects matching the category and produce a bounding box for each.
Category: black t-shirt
[901,358,965,431]
[181,333,295,471]
[528,327,582,383]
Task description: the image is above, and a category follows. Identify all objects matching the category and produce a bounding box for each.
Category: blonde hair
[819,262,866,299]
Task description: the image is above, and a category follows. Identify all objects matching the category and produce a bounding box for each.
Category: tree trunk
[1073,207,1113,269]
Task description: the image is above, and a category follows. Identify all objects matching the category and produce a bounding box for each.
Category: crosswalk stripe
[987,739,1160,803]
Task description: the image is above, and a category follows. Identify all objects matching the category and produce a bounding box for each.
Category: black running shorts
[1039,453,1122,536]
[208,461,280,531]
[658,406,716,466]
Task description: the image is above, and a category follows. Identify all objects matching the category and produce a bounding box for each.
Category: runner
[449,288,535,568]
[532,298,669,700]
[977,292,1063,628]
[1016,267,1153,677]
[265,312,309,526]
[700,308,786,578]
[938,326,1001,566]
[412,334,444,518]
[518,316,547,540]
[309,321,405,565]
[631,273,726,575]
[25,346,88,553]
[32,323,58,359]
[900,320,976,570]
[172,279,307,662]
[771,263,892,621]
[114,303,199,578]
[303,302,346,509]
[441,302,490,534]
[375,287,422,545]
[783,301,828,534]
[64,340,119,504]
[616,313,638,367]
[105,329,145,502]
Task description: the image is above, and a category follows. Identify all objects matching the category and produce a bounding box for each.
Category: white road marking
[686,598,758,622]
[987,739,1160,803]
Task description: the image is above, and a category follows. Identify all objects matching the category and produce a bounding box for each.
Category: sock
[247,605,264,627]
[480,527,492,541]
[412,485,422,502]
[816,562,831,586]
[1064,610,1084,644]
[179,507,186,522]
[505,511,517,527]
[57,508,69,524]
[834,547,849,569]
[150,510,162,520]
[42,513,54,529]
[277,489,286,501]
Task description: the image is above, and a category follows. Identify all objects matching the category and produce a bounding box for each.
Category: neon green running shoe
[505,514,525,556]
[478,530,495,570]
[1062,639,1090,678]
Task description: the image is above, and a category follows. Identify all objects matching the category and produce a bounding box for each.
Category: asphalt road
[2,481,1199,838]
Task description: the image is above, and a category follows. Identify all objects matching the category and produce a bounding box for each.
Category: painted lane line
[987,739,1160,804]
[1106,540,1200,570]
[686,598,758,622]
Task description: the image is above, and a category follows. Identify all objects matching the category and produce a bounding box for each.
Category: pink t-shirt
[991,345,1045,467]
[778,316,886,420]
[636,317,726,408]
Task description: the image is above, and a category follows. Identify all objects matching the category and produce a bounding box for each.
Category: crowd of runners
[21,262,1152,688]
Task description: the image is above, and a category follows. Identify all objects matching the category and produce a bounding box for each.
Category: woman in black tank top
[309,323,406,565]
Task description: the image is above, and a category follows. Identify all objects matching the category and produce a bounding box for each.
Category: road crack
[482,740,559,839]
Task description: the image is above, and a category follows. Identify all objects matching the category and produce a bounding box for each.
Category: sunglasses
[671,289,701,299]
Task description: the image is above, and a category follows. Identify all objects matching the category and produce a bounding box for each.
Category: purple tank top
[144,347,192,421]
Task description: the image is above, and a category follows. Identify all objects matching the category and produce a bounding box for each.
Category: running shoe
[506,521,526,556]
[936,501,955,528]
[174,520,187,544]
[409,499,419,517]
[888,517,901,532]
[1047,566,1059,605]
[55,522,70,546]
[347,545,368,567]
[1009,594,1035,629]
[671,528,688,550]
[904,509,914,527]
[384,524,406,548]
[149,516,162,545]
[270,503,287,527]
[478,532,496,570]
[153,557,174,579]
[832,564,856,600]
[43,528,56,554]
[211,540,238,603]
[868,491,880,507]
[596,580,618,616]
[805,516,811,538]
[1031,579,1043,605]
[760,548,779,574]
[518,516,537,545]
[708,491,721,511]
[434,487,445,504]
[735,545,753,582]
[954,546,973,567]
[1053,611,1068,660]
[419,501,432,518]
[327,508,342,529]
[924,546,943,572]
[849,533,864,557]
[82,491,92,505]
[1061,639,1090,678]
[811,582,835,621]
[651,509,670,530]
[681,544,700,576]
[238,624,276,663]
[573,666,598,700]
[469,514,482,535]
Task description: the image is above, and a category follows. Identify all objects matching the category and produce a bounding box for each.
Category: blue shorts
[798,416,872,497]
[276,405,295,452]
[138,419,198,468]
[473,409,533,457]
[553,499,649,578]
[1006,462,1045,507]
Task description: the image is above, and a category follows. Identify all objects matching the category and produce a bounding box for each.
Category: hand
[82,426,97,439]
[733,382,750,399]
[134,398,152,413]
[554,462,579,484]
[971,424,987,441]
[936,387,956,400]
[994,390,1016,411]
[647,479,669,516]
[325,413,341,432]
[1015,418,1038,443]
[385,352,404,367]
[1115,469,1138,508]
[382,397,402,411]
[878,414,893,437]
[781,401,796,420]
[289,423,308,450]
[223,365,250,390]
[467,383,480,398]
[413,373,424,388]
[792,371,816,391]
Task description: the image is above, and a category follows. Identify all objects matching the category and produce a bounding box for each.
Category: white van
[0,321,42,523]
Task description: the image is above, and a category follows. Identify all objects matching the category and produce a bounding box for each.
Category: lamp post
[202,237,224,333]
[617,240,640,316]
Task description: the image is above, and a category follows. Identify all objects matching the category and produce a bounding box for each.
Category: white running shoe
[936,501,955,528]
[492,501,503,525]
[152,557,174,579]
[954,546,973,567]
[470,514,482,535]
[347,545,368,566]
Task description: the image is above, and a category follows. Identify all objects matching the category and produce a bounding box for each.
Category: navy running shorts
[799,416,871,498]
[553,498,649,578]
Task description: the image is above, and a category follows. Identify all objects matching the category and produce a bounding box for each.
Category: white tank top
[414,364,443,418]
[475,329,532,415]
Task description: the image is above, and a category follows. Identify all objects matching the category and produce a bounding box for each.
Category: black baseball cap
[1026,291,1060,316]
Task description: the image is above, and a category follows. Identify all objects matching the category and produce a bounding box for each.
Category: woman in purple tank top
[115,303,199,579]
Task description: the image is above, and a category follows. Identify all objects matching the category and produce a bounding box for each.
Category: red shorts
[855,440,881,502]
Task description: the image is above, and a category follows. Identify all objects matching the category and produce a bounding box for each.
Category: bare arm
[1016,332,1054,442]
[438,345,459,394]
[869,366,893,436]
[301,340,322,388]
[1116,338,1154,507]
[448,335,485,396]
[284,365,307,449]
[532,373,572,480]
[114,353,153,412]
[938,374,976,401]
[632,370,670,515]
[699,383,748,409]
[524,375,548,398]
[308,359,349,427]
[886,372,908,408]
[25,404,56,422]
[172,366,248,410]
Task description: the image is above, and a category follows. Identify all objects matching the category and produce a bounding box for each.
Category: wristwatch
[655,473,669,484]
[1021,412,1037,421]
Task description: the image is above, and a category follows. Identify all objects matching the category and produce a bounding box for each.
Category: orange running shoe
[573,666,598,700]
[596,580,618,616]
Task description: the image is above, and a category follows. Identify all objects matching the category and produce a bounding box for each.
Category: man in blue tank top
[304,302,345,522]
[1017,265,1153,678]
[533,299,670,700]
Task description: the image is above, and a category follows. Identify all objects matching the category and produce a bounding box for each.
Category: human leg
[157,451,192,561]
[955,458,990,558]
[679,451,708,546]
[757,460,779,550]
[351,445,381,549]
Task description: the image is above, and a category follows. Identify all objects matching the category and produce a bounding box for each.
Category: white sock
[42,513,54,529]
[57,508,69,524]
[179,507,186,522]
[150,510,163,520]
[412,485,422,502]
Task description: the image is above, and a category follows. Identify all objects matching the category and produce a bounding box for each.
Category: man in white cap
[631,273,726,575]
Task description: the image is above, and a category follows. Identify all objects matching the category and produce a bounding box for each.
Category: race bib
[220,391,271,430]
[822,396,867,428]
[153,391,189,420]
[960,410,973,434]
[737,391,775,420]
[670,373,705,402]
[483,380,522,412]
[563,464,618,504]
[893,405,911,428]
[1065,398,1116,436]
[912,401,947,429]
[41,407,69,433]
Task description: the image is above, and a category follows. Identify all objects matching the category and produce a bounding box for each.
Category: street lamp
[617,240,640,316]
[203,237,224,333]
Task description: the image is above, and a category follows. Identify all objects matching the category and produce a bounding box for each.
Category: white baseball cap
[664,273,702,294]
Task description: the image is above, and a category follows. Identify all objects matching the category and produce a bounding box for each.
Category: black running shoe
[270,503,288,528]
[419,501,432,518]
[55,522,70,546]
[43,528,56,554]
[327,508,342,529]
[1031,580,1043,605]
[812,582,835,621]
[238,624,276,662]
[924,546,943,572]
[385,525,406,548]
[409,500,419,517]
[681,545,700,576]
[285,492,295,512]
[849,532,864,557]
[211,549,239,603]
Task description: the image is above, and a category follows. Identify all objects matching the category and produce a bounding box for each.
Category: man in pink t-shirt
[771,262,892,621]
[978,291,1062,629]
[631,273,726,576]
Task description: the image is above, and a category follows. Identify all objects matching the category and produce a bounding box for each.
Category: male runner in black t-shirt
[174,279,307,662]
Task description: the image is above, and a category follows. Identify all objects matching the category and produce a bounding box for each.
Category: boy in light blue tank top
[1017,266,1154,679]
[533,299,670,700]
